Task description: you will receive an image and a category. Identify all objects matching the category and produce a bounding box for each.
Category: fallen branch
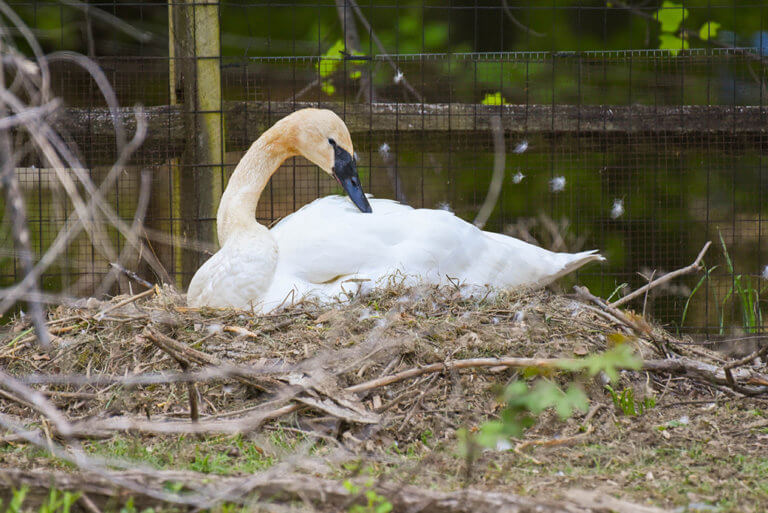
[611,241,711,308]
[0,468,671,513]
[574,285,669,357]
[54,351,768,437]
[94,286,156,320]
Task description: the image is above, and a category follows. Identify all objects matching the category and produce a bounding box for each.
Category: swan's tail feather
[536,250,605,287]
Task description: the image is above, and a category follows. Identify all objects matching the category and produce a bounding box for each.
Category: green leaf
[477,420,511,447]
[481,92,506,105]
[375,501,394,513]
[699,21,722,41]
[657,1,688,33]
[658,33,688,54]
[342,479,359,494]
[558,385,589,419]
[317,39,344,78]
[321,81,336,96]
[424,23,448,48]
[349,70,361,80]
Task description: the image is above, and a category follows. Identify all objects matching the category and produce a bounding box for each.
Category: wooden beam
[54,101,767,163]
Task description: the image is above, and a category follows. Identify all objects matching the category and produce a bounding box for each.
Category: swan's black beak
[331,142,372,213]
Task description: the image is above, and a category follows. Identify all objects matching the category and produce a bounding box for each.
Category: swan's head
[288,109,372,213]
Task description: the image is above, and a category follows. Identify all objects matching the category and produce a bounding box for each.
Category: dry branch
[611,241,712,308]
[38,351,764,438]
[0,468,671,513]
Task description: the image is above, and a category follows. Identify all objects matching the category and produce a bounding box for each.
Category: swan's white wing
[262,195,602,309]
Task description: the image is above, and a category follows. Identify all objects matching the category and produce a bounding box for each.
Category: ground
[1,284,766,512]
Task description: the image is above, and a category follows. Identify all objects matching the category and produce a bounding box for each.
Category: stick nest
[2,283,725,444]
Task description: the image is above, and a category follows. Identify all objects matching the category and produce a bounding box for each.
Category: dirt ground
[1,284,766,512]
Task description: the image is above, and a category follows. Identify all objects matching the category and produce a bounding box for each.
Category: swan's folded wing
[270,196,482,286]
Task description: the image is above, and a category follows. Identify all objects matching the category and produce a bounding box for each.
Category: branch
[0,468,665,513]
[344,0,423,102]
[474,115,505,229]
[611,241,711,308]
[501,0,546,38]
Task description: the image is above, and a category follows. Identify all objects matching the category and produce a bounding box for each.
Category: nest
[2,282,735,441]
[4,284,768,512]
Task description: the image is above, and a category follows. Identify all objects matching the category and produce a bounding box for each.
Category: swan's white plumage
[256,195,602,311]
[187,108,603,311]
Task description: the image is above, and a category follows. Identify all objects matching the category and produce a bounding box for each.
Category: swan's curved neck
[216,123,296,245]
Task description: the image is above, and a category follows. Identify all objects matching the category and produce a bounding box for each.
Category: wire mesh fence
[0,1,766,337]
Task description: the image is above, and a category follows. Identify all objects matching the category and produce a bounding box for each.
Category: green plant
[189,447,232,474]
[680,264,718,329]
[605,385,656,416]
[717,232,765,334]
[480,92,506,106]
[0,487,81,513]
[466,344,642,451]
[343,479,393,513]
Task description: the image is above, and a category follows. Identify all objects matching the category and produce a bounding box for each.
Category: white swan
[187,108,603,311]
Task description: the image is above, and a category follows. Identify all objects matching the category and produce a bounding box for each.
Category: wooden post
[168,0,224,288]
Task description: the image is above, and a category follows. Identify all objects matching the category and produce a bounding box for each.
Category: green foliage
[605,385,656,416]
[699,21,722,41]
[189,447,232,474]
[717,231,765,334]
[0,487,80,513]
[471,345,641,451]
[655,1,689,54]
[343,479,393,513]
[557,343,642,383]
[316,39,365,96]
[656,1,689,34]
[480,92,506,106]
[5,487,28,513]
[680,264,718,329]
[477,380,588,446]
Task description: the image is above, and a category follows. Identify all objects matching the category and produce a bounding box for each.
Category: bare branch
[611,241,712,308]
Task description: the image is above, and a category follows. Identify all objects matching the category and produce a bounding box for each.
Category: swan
[187,108,603,311]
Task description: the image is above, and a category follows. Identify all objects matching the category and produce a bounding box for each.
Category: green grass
[1,488,80,513]
[84,433,284,474]
[605,385,656,416]
[679,231,767,334]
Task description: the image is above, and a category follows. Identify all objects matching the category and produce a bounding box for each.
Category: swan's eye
[328,138,336,146]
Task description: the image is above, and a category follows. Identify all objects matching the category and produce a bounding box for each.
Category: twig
[344,0,422,102]
[723,344,768,395]
[145,328,277,393]
[0,468,660,513]
[642,269,656,318]
[513,424,595,464]
[109,262,152,288]
[94,286,156,320]
[57,0,152,43]
[0,368,71,437]
[574,286,663,354]
[78,493,103,513]
[146,333,200,422]
[612,241,711,308]
[0,92,51,348]
[501,0,546,37]
[474,115,505,229]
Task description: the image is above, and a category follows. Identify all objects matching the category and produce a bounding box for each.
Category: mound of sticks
[2,273,767,511]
